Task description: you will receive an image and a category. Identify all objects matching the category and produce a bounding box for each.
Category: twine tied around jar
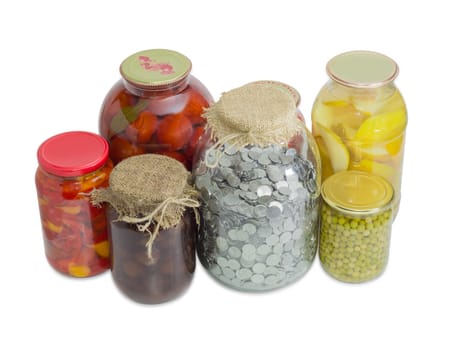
[203,83,304,168]
[91,154,200,262]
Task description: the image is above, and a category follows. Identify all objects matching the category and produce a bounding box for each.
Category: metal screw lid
[120,49,192,90]
[326,50,399,89]
[321,170,394,215]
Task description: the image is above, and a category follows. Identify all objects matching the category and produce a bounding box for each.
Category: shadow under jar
[99,49,213,170]
[107,208,196,304]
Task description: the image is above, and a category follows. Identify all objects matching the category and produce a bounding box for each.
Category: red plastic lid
[37,131,109,177]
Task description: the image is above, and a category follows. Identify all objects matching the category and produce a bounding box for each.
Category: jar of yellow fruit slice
[311,51,407,216]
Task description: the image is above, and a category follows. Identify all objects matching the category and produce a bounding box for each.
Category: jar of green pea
[319,170,394,283]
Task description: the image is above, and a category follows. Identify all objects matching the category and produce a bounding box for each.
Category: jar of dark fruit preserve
[99,48,213,170]
[36,131,112,277]
[91,154,200,304]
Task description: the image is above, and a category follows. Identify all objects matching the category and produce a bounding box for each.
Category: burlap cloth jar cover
[91,154,199,261]
[203,83,305,165]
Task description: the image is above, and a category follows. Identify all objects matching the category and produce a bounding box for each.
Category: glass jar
[319,170,394,283]
[91,154,199,304]
[35,131,112,277]
[193,83,321,291]
[106,208,196,304]
[99,49,213,170]
[311,51,407,213]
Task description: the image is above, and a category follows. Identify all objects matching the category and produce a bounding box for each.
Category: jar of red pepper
[36,131,113,277]
[99,48,213,170]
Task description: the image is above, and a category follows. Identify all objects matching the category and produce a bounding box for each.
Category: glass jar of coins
[311,51,407,214]
[91,154,200,304]
[193,83,321,291]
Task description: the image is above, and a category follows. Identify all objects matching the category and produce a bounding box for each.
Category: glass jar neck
[123,75,190,98]
[327,79,397,104]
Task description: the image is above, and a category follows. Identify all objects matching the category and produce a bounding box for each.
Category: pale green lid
[322,170,393,215]
[326,51,398,88]
[120,49,192,89]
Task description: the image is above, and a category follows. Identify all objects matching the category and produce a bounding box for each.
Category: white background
[1,1,453,349]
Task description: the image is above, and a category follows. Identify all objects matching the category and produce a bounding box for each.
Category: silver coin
[222,267,235,279]
[257,226,272,237]
[266,165,283,182]
[281,253,293,267]
[257,244,272,256]
[266,206,282,219]
[228,246,241,258]
[240,257,255,268]
[219,154,233,167]
[254,169,266,178]
[257,185,272,197]
[242,244,256,255]
[266,234,279,246]
[252,263,266,274]
[284,240,294,252]
[268,152,281,163]
[217,256,228,267]
[292,229,303,240]
[266,254,280,266]
[240,183,250,191]
[241,150,253,162]
[216,237,228,251]
[265,275,278,285]
[210,265,222,276]
[224,144,238,155]
[243,223,257,235]
[258,153,271,165]
[237,268,253,280]
[280,231,292,244]
[228,259,241,270]
[248,149,261,160]
[224,193,240,206]
[277,186,291,196]
[273,244,283,255]
[283,218,296,232]
[269,201,283,211]
[228,229,238,241]
[251,274,265,284]
[258,195,272,205]
[264,266,278,275]
[254,205,267,218]
[236,230,249,242]
[227,174,241,187]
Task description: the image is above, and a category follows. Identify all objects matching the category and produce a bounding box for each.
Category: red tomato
[183,90,210,126]
[125,110,158,144]
[109,135,145,164]
[156,113,193,151]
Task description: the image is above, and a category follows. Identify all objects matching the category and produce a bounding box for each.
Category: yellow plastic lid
[321,170,393,215]
[326,51,399,88]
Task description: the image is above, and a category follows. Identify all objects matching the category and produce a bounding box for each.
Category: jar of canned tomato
[99,48,213,170]
[35,131,112,277]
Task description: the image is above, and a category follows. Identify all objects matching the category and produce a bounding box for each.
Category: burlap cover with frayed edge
[91,154,199,262]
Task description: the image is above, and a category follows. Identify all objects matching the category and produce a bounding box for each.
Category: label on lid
[120,49,192,88]
[321,170,393,215]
